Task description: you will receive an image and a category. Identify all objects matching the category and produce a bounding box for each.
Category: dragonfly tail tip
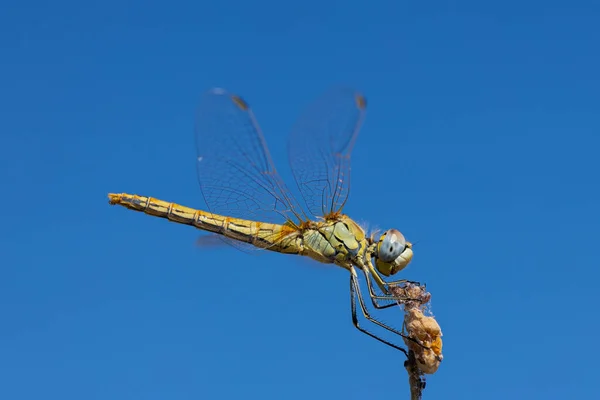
[108,193,122,205]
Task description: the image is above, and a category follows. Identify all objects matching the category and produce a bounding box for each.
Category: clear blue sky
[2,1,599,399]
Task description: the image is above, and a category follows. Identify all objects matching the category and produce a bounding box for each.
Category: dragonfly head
[375,229,413,277]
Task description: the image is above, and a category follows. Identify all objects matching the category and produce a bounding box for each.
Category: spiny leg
[351,270,431,353]
[351,272,417,340]
[363,259,390,294]
[349,271,408,356]
[361,258,421,309]
[362,270,404,310]
[361,265,422,310]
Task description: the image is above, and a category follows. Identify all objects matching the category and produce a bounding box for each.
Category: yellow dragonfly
[109,87,416,352]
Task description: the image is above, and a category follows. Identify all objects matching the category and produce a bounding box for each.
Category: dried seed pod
[390,282,444,375]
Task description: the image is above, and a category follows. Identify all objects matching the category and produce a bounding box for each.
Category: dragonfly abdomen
[108,193,304,250]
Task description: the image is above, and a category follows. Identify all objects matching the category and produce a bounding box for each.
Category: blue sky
[2,0,599,399]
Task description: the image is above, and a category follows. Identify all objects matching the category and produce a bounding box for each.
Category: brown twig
[405,350,426,400]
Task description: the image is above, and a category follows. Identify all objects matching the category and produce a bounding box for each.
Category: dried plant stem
[389,282,443,399]
[405,350,426,400]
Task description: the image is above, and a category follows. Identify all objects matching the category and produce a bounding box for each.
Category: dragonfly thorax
[299,216,368,267]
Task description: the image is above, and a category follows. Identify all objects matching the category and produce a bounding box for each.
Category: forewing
[287,87,366,218]
[195,88,304,226]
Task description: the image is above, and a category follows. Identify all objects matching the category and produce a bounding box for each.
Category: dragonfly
[108,87,417,352]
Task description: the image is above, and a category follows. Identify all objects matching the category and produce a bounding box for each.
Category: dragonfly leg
[364,258,390,294]
[361,261,423,310]
[387,278,426,291]
[350,268,432,351]
[349,270,408,355]
[349,268,431,354]
[351,271,414,339]
[361,268,409,310]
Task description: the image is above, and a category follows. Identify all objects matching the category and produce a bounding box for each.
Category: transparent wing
[195,88,305,226]
[287,87,366,219]
[195,232,265,255]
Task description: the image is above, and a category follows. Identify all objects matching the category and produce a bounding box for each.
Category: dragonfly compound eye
[377,229,406,263]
